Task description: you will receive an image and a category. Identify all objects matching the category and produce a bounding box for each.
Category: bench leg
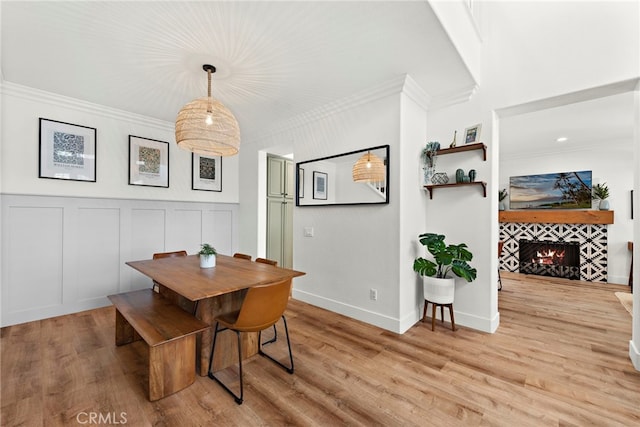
[148,335,196,401]
[115,309,141,346]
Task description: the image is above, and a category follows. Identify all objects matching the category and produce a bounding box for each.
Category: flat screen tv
[509,170,592,210]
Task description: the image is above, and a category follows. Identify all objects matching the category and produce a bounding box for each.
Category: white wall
[0,82,241,326]
[500,145,634,284]
[1,82,239,202]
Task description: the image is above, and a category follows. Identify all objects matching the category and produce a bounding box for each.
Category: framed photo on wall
[128,135,169,187]
[298,168,304,199]
[313,171,327,200]
[464,123,482,144]
[192,153,222,192]
[39,118,96,182]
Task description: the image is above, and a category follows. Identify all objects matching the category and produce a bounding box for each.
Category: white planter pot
[200,254,216,268]
[598,199,610,211]
[423,276,455,304]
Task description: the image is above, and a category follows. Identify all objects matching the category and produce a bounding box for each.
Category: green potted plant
[593,183,610,211]
[199,243,217,268]
[498,188,508,211]
[413,233,477,305]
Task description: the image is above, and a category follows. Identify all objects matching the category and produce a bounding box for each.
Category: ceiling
[500,91,636,158]
[1,1,475,141]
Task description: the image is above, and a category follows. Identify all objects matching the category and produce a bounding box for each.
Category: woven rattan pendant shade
[352,151,385,183]
[175,65,240,156]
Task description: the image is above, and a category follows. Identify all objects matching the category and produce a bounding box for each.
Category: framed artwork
[464,124,482,144]
[39,118,96,182]
[509,170,592,210]
[128,135,169,187]
[313,171,327,200]
[192,153,222,192]
[298,167,305,199]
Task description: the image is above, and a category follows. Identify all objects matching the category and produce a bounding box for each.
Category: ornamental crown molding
[246,74,431,142]
[428,84,478,110]
[0,81,174,131]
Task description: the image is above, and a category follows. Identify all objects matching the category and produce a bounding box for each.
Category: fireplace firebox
[519,240,580,280]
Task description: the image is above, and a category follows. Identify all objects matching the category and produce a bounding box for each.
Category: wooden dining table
[126,254,305,376]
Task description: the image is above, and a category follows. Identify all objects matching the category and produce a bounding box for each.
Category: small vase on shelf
[598,199,610,211]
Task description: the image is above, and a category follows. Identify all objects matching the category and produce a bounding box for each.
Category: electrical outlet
[370,288,378,301]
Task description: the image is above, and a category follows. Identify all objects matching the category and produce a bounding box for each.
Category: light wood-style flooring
[2,272,639,426]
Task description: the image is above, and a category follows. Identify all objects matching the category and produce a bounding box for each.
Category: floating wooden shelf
[498,210,614,225]
[436,142,486,161]
[424,181,487,199]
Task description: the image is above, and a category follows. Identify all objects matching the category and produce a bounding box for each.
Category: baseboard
[1,298,112,327]
[630,340,640,371]
[293,289,499,334]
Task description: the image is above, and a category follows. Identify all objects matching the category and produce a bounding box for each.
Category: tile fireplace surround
[499,210,614,282]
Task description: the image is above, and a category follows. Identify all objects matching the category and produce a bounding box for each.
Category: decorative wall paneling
[1,194,238,326]
[499,222,608,282]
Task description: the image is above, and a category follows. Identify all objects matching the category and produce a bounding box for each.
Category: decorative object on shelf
[192,153,222,192]
[129,135,169,188]
[199,243,217,268]
[468,169,477,182]
[353,150,385,183]
[449,130,457,148]
[499,188,508,211]
[464,123,482,144]
[422,141,439,184]
[431,172,449,185]
[462,176,470,183]
[455,168,465,183]
[175,64,240,156]
[39,118,97,182]
[593,182,610,210]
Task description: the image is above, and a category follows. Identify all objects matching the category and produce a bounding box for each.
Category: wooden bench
[108,289,209,401]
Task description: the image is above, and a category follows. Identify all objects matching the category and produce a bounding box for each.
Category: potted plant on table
[593,183,610,211]
[199,243,217,268]
[413,233,477,305]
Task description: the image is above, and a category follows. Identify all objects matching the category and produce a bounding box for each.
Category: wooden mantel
[499,210,614,225]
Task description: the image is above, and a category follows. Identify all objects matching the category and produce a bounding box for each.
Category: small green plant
[499,188,508,202]
[198,243,217,256]
[593,183,609,200]
[413,233,477,282]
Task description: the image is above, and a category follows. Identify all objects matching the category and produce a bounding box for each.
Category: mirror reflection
[296,145,389,206]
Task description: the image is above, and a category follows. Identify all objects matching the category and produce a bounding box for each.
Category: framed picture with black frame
[128,135,169,188]
[298,167,304,199]
[39,118,96,182]
[192,153,222,192]
[313,171,327,200]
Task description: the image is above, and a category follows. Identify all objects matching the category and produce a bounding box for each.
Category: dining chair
[207,278,294,404]
[151,251,188,292]
[256,257,282,345]
[233,253,252,261]
[151,250,195,312]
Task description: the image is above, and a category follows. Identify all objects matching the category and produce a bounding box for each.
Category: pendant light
[352,151,385,183]
[175,64,240,156]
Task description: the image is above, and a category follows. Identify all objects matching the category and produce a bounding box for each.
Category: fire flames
[532,248,566,265]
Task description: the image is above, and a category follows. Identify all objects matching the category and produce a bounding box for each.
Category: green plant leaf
[451,259,477,282]
[413,258,437,277]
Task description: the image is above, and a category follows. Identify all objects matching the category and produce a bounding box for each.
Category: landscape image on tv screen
[509,170,592,210]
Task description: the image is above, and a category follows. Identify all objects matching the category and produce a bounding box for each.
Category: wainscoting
[1,194,238,326]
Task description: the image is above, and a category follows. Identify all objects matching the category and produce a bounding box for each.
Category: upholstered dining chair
[233,253,252,261]
[207,278,294,404]
[255,257,283,345]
